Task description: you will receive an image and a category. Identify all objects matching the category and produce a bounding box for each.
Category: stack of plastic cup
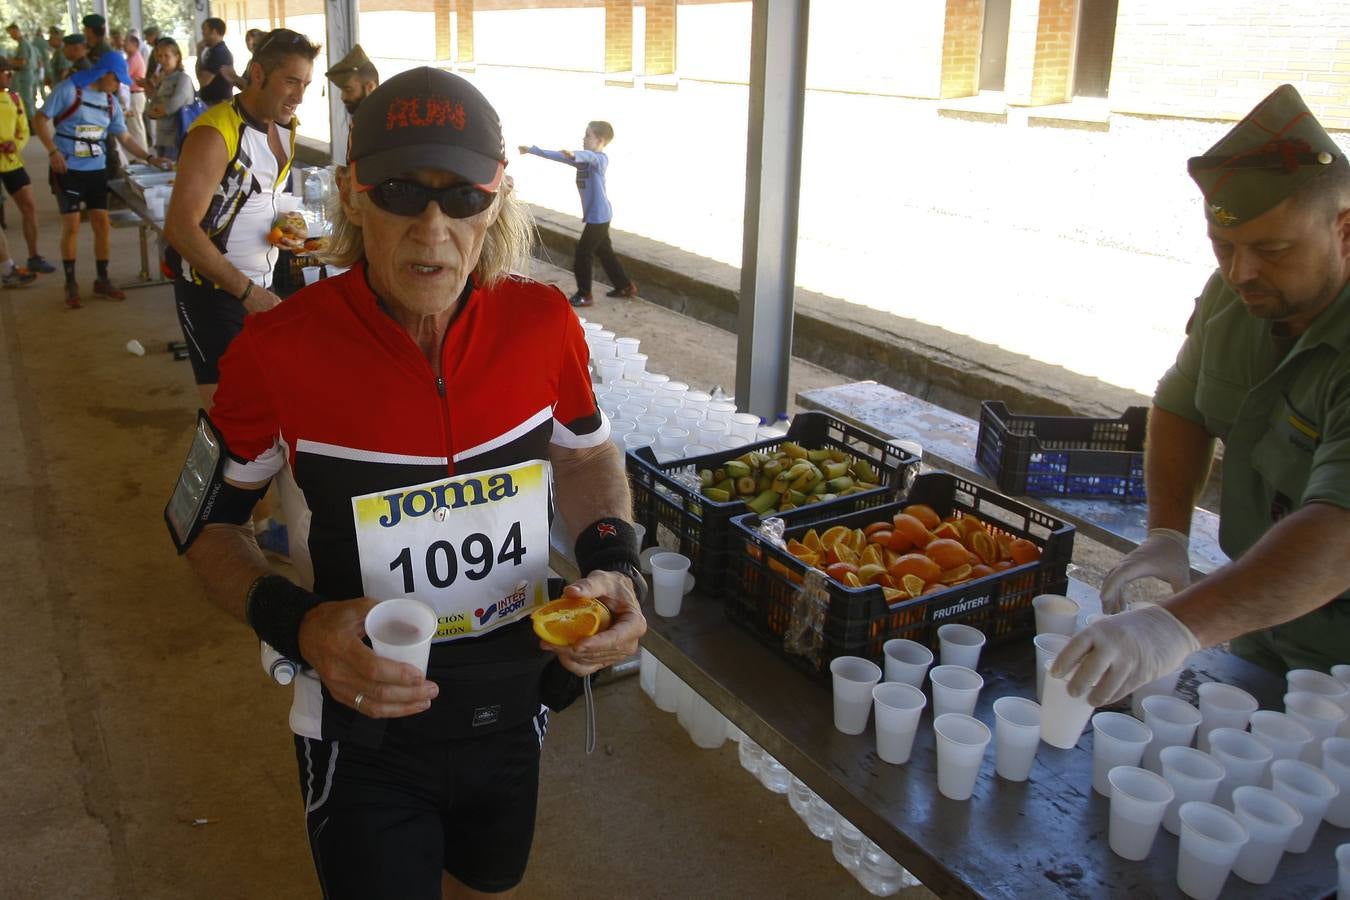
[930,665,983,718]
[937,623,986,669]
[1208,727,1274,807]
[1033,633,1070,701]
[832,815,865,872]
[1249,710,1316,766]
[882,639,933,687]
[1322,737,1350,827]
[831,656,882,734]
[1141,694,1202,771]
[1175,801,1249,900]
[758,752,791,794]
[1040,659,1095,749]
[1230,785,1303,885]
[1270,758,1338,853]
[1159,746,1226,835]
[649,552,691,617]
[1282,691,1346,764]
[1195,682,1258,752]
[1107,765,1174,860]
[993,697,1042,782]
[933,713,991,801]
[738,736,764,776]
[1032,594,1079,636]
[872,682,926,765]
[1091,712,1153,797]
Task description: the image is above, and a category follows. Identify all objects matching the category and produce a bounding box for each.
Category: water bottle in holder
[303,169,325,232]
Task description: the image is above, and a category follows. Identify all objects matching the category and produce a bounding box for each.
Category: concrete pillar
[129,0,144,38]
[456,0,474,65]
[1005,0,1075,105]
[433,0,452,61]
[644,0,675,76]
[277,0,286,26]
[939,0,982,99]
[326,0,357,162]
[605,0,633,74]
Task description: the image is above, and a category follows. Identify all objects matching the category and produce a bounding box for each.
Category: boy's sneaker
[605,282,639,299]
[64,281,81,309]
[93,278,126,300]
[255,521,291,559]
[568,290,593,307]
[26,255,56,274]
[1,267,36,288]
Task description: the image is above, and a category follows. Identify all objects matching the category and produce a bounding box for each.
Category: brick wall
[1002,0,1074,105]
[434,0,452,59]
[645,0,676,75]
[457,0,475,62]
[605,0,633,72]
[1110,0,1350,128]
[940,0,982,98]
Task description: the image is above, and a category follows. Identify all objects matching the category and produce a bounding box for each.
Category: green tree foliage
[0,0,189,39]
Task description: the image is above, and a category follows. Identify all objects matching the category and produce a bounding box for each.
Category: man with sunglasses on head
[165,28,318,411]
[168,66,646,898]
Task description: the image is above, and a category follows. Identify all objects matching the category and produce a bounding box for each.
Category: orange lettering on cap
[386,96,467,132]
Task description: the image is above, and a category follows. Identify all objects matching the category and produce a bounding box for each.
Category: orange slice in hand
[531,596,613,646]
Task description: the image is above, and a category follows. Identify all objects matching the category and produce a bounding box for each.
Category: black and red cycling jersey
[210,261,606,745]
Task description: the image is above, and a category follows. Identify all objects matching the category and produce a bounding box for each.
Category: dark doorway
[979,0,1011,92]
[1074,0,1119,98]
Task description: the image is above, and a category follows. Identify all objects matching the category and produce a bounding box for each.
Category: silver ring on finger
[354,692,365,712]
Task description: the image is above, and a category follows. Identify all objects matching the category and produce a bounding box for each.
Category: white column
[325,0,358,162]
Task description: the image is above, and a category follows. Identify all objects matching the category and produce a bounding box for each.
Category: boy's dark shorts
[49,167,109,213]
[293,710,547,899]
[1,166,31,195]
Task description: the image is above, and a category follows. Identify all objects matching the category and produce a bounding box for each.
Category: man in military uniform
[6,23,38,123]
[60,34,90,80]
[1053,84,1350,705]
[325,43,378,117]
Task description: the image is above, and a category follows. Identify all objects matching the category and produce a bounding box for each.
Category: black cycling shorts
[49,167,109,213]
[294,709,548,899]
[173,276,245,385]
[1,166,31,195]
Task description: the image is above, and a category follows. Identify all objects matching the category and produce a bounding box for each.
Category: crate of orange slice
[626,412,915,599]
[728,472,1074,681]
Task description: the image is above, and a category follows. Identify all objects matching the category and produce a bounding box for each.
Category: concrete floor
[0,145,947,898]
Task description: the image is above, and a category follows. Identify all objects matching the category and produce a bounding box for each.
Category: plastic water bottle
[303,168,325,230]
[832,814,865,872]
[857,839,917,896]
[260,642,296,685]
[738,736,764,776]
[758,752,791,794]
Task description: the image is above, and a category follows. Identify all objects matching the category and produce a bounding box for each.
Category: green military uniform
[8,29,36,119]
[1154,84,1350,673]
[48,36,71,83]
[31,32,48,98]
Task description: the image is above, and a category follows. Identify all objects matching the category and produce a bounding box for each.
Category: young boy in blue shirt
[519,120,637,307]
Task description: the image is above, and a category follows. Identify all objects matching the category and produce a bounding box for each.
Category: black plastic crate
[627,411,916,594]
[975,401,1148,501]
[729,472,1075,683]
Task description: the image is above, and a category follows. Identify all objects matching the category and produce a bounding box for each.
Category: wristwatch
[609,560,648,605]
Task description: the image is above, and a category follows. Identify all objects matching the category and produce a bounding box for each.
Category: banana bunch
[696,442,882,513]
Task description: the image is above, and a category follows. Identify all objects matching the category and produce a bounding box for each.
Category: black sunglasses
[365,179,496,219]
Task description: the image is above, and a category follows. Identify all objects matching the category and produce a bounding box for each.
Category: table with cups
[630,575,1348,899]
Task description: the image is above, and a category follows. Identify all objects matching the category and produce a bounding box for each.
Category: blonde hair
[323,171,534,287]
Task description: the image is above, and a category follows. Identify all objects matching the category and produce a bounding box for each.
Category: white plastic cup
[872,682,926,765]
[1032,594,1080,636]
[1249,710,1316,767]
[1332,664,1350,687]
[1175,801,1249,900]
[729,412,760,442]
[1107,765,1174,861]
[686,691,728,749]
[1270,757,1338,853]
[1040,660,1095,749]
[993,696,1041,782]
[1091,712,1154,797]
[1131,667,1183,719]
[830,656,882,735]
[718,434,746,450]
[125,338,146,356]
[620,352,649,380]
[596,357,625,383]
[617,402,648,421]
[937,623,986,670]
[1287,668,1349,707]
[1033,633,1070,701]
[640,371,669,388]
[1195,682,1258,752]
[609,419,636,448]
[1208,727,1274,807]
[705,400,736,423]
[674,407,703,430]
[1322,737,1350,827]
[933,713,992,801]
[589,338,618,359]
[623,432,655,452]
[683,390,711,410]
[682,444,715,458]
[882,638,933,687]
[659,379,688,397]
[638,647,658,699]
[634,413,667,436]
[1338,843,1350,900]
[1283,691,1346,764]
[1160,746,1226,835]
[364,598,437,674]
[653,660,681,712]
[614,336,640,356]
[695,419,728,445]
[593,328,616,342]
[929,664,984,719]
[649,552,690,617]
[1230,785,1303,885]
[650,397,682,418]
[656,425,691,454]
[581,321,603,333]
[1141,694,1202,771]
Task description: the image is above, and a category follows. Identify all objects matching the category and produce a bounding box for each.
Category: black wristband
[574,516,641,577]
[245,574,326,666]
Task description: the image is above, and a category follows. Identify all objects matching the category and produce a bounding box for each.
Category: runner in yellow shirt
[0,59,41,285]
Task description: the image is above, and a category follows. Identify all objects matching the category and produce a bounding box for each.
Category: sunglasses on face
[364,179,496,219]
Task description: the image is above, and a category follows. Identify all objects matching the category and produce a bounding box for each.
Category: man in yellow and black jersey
[165,27,319,409]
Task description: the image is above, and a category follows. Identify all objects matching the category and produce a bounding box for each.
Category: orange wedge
[531,596,613,646]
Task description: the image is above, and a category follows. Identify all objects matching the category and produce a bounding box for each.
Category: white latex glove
[1049,605,1201,706]
[1098,528,1192,614]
